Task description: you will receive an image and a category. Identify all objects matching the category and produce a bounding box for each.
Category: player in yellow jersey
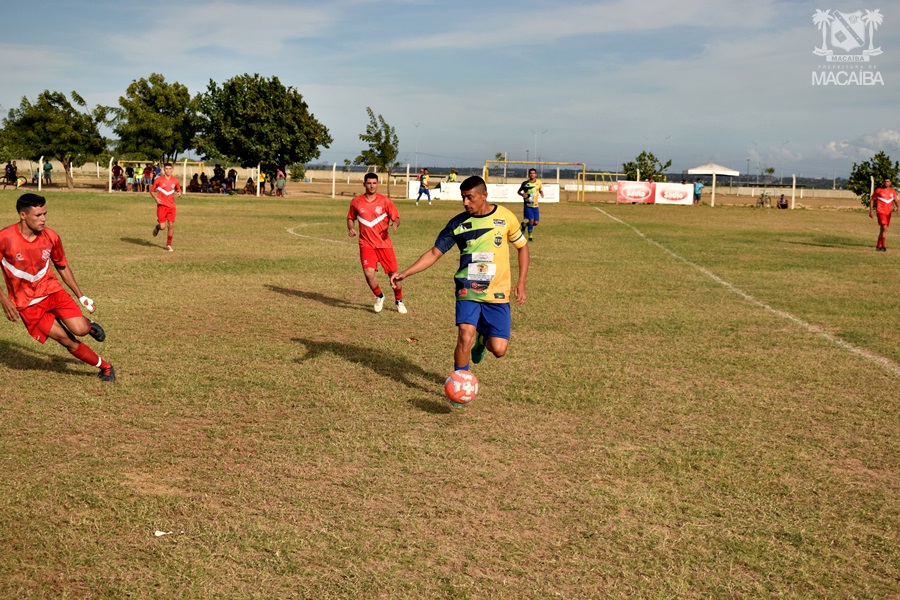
[517,168,543,241]
[391,176,529,373]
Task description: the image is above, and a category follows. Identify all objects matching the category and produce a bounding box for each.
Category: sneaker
[374,295,385,313]
[152,224,160,237]
[396,300,407,314]
[98,365,116,382]
[88,321,106,342]
[166,245,173,252]
[529,236,533,242]
[428,202,433,206]
[471,332,486,364]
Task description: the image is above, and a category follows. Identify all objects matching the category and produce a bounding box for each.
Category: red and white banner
[654,183,692,205]
[614,181,692,205]
[615,181,654,203]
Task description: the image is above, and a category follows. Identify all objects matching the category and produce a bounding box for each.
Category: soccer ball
[444,370,479,406]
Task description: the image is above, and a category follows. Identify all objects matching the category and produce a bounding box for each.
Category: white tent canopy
[686,163,740,207]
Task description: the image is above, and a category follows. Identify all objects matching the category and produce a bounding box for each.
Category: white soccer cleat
[373,295,385,313]
[396,300,407,314]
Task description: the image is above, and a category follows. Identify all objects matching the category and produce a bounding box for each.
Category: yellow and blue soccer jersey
[434,205,527,303]
[518,178,542,207]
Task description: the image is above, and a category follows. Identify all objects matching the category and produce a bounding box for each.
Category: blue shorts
[455,300,511,339]
[524,206,540,222]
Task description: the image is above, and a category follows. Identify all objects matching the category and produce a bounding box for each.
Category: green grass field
[0,190,897,598]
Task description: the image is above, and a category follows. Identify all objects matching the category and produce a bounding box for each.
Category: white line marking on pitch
[595,207,900,377]
[286,224,350,245]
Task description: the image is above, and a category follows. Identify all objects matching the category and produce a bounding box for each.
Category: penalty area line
[286,225,350,245]
[594,207,900,378]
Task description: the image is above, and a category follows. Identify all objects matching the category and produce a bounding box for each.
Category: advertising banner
[654,183,693,205]
[615,181,654,204]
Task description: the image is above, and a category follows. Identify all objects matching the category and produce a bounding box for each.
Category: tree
[354,107,399,196]
[848,151,899,207]
[621,151,671,182]
[195,74,332,173]
[2,91,107,189]
[110,73,198,162]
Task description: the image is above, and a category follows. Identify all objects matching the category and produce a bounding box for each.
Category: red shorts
[157,204,176,224]
[19,289,85,344]
[876,211,892,227]
[359,245,398,273]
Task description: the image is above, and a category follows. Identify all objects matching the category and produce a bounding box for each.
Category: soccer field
[0,190,897,597]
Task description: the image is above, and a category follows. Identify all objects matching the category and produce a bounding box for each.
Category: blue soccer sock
[454,364,469,371]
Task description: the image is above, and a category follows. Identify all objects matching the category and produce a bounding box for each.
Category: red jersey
[0,224,67,310]
[151,176,181,208]
[872,186,898,214]
[347,193,399,249]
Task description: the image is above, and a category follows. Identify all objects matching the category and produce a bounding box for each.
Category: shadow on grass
[267,285,369,312]
[0,339,91,377]
[788,236,870,249]
[120,236,159,248]
[291,337,450,413]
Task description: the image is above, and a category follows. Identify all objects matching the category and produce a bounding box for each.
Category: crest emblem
[813,8,883,60]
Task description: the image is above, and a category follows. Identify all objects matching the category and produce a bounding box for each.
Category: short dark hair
[364,172,378,182]
[17,193,46,214]
[460,175,486,193]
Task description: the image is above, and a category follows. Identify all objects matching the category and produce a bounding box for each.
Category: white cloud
[817,129,900,161]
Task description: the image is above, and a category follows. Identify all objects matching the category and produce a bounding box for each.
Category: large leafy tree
[2,91,107,188]
[622,150,672,182]
[848,151,899,207]
[354,107,399,195]
[195,74,332,172]
[110,73,198,162]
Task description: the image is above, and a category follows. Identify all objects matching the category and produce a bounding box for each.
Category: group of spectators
[5,160,54,189]
[187,164,240,194]
[111,161,160,192]
[112,162,288,196]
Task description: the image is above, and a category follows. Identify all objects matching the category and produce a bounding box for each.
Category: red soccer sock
[166,235,173,246]
[877,236,885,248]
[372,285,383,297]
[68,342,110,369]
[394,289,403,301]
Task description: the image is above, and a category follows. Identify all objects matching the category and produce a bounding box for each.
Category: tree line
[0,73,400,191]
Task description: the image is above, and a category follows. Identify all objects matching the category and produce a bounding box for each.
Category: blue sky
[2,0,898,179]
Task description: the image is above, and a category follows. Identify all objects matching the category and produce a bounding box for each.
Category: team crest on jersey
[15,253,23,261]
[494,233,503,247]
[375,206,383,214]
[42,249,51,261]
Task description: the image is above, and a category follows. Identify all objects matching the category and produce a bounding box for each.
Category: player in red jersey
[149,162,182,252]
[870,177,899,252]
[0,194,115,381]
[347,173,407,314]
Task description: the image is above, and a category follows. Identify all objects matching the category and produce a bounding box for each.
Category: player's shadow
[267,285,369,312]
[0,339,91,377]
[120,236,158,248]
[291,337,450,413]
[788,236,870,249]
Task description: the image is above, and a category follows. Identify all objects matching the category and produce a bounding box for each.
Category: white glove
[79,296,96,314]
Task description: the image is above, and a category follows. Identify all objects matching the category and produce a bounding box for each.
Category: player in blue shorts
[391,176,529,373]
[517,168,543,241]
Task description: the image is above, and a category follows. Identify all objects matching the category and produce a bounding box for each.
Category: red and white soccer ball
[444,370,479,406]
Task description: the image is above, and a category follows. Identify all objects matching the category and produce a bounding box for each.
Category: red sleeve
[49,229,68,267]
